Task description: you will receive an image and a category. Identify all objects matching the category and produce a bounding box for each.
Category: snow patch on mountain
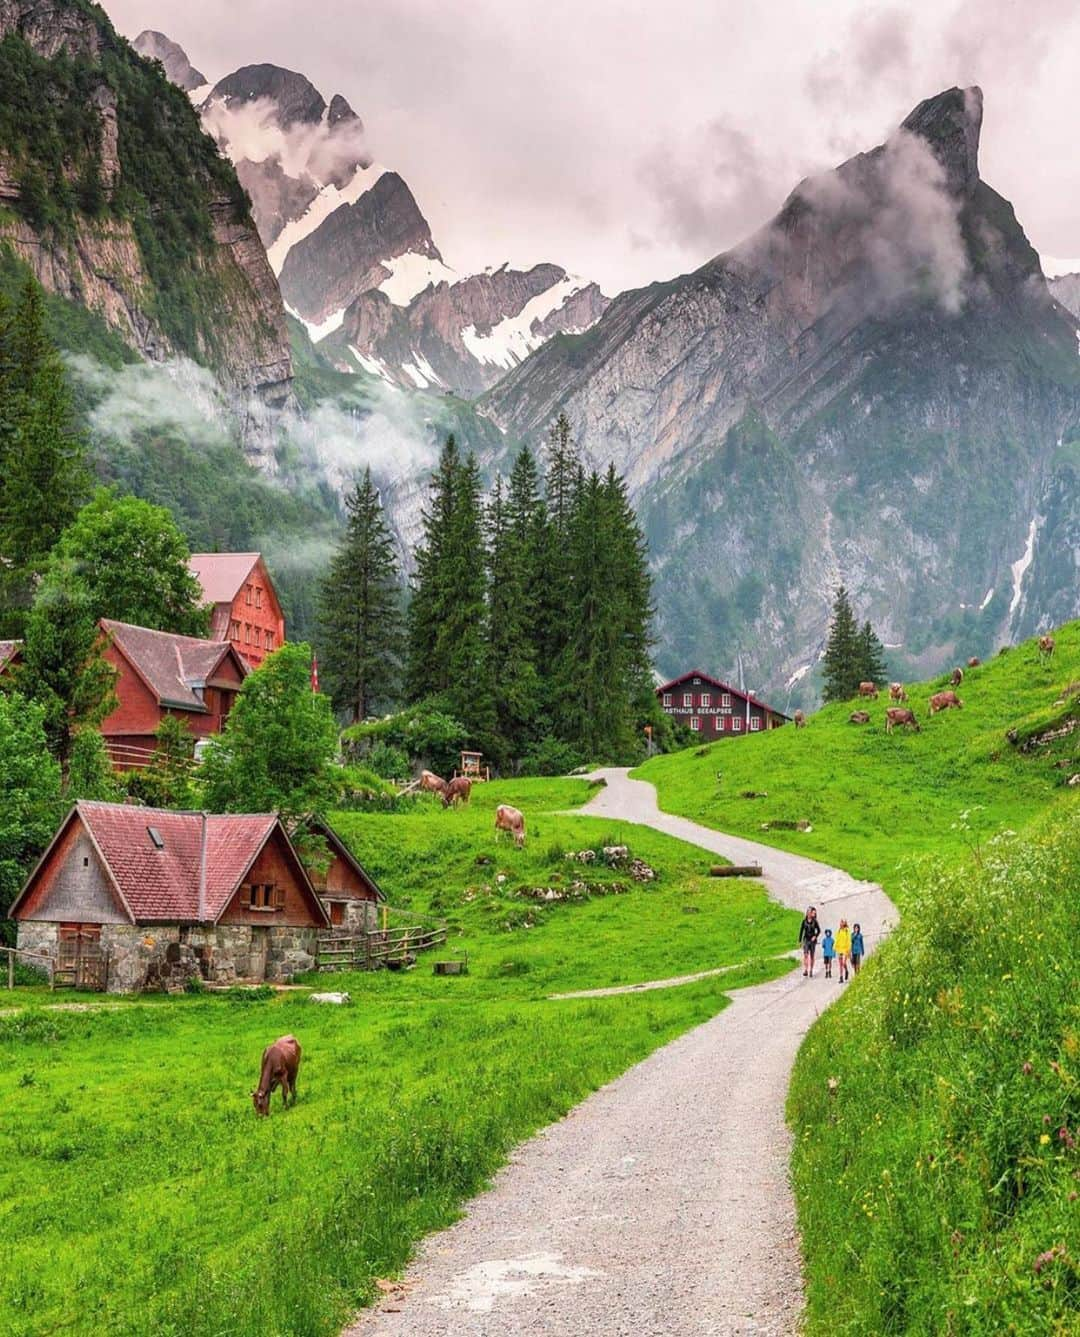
[1009,515,1043,620]
[461,274,590,370]
[349,346,396,385]
[266,162,386,274]
[378,252,458,306]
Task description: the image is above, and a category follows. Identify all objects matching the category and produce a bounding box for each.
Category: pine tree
[0,279,87,632]
[406,435,460,700]
[485,474,538,758]
[821,585,862,702]
[534,415,580,716]
[602,464,659,736]
[857,619,888,687]
[318,468,403,722]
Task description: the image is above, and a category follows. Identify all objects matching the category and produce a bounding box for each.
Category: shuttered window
[690,717,701,731]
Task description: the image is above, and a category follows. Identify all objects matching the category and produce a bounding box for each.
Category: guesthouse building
[188,552,285,669]
[300,820,385,931]
[9,801,331,993]
[657,669,789,737]
[99,619,248,768]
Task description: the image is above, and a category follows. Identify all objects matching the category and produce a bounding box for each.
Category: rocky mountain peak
[328,93,359,127]
[899,85,983,197]
[207,63,327,127]
[132,30,206,92]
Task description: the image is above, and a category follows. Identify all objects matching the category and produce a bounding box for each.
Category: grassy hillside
[0,778,796,1337]
[642,632,1080,1333]
[638,624,1080,896]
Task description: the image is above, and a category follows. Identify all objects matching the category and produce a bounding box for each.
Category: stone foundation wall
[17,919,319,993]
[16,921,58,978]
[342,900,380,933]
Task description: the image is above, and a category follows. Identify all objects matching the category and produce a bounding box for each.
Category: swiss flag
[311,653,320,693]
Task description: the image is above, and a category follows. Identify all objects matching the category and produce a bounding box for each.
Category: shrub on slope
[789,807,1080,1334]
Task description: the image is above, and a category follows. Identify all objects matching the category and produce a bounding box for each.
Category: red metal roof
[11,803,327,925]
[655,668,789,718]
[188,553,262,605]
[101,619,247,711]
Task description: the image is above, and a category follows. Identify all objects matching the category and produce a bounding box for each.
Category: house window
[683,693,693,707]
[732,716,742,732]
[244,624,251,644]
[244,883,285,910]
[255,587,262,609]
[265,631,274,650]
[690,717,701,731]
[662,692,672,707]
[245,584,253,606]
[230,619,240,640]
[714,715,724,731]
[750,716,761,731]
[701,693,711,708]
[721,693,732,708]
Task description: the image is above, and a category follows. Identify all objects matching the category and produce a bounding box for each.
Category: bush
[367,742,410,782]
[519,738,584,777]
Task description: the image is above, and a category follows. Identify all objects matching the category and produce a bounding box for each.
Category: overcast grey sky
[107,0,1080,295]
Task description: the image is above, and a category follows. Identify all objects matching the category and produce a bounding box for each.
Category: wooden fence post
[7,949,13,990]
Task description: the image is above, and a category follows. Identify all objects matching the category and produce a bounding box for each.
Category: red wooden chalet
[295,819,386,931]
[10,801,331,991]
[0,639,22,673]
[99,618,248,768]
[657,669,789,738]
[188,552,285,669]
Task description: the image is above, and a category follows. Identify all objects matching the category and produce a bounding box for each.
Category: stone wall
[18,920,319,993]
[342,900,380,933]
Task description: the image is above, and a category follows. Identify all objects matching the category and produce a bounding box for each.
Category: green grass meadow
[641,629,1080,1334]
[0,778,797,1336]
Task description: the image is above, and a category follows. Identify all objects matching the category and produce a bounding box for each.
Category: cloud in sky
[109,0,1080,295]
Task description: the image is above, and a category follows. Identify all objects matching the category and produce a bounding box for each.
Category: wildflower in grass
[1040,1134,1051,1145]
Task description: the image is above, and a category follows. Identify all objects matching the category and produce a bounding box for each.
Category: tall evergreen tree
[0,279,87,632]
[821,585,862,702]
[406,434,461,701]
[485,474,538,758]
[858,619,888,687]
[602,464,659,732]
[318,468,404,722]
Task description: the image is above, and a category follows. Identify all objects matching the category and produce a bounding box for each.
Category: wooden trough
[433,955,469,976]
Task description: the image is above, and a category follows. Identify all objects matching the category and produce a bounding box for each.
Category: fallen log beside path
[708,863,763,878]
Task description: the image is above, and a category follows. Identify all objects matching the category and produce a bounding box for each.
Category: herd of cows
[791,636,1056,737]
[419,769,528,847]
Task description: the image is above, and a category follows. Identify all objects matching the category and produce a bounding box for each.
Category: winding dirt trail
[348,769,896,1336]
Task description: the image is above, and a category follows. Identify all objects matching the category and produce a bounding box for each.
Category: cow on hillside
[858,682,879,699]
[1039,635,1056,662]
[888,683,907,703]
[929,690,963,715]
[950,667,964,687]
[495,804,527,848]
[252,1035,301,1116]
[967,657,981,668]
[885,707,920,734]
[849,710,871,724]
[442,776,472,808]
[793,709,806,729]
[420,770,447,795]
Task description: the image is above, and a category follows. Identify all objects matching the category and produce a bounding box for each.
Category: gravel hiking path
[348,768,896,1336]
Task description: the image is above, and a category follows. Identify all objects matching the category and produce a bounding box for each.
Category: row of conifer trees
[317,415,661,768]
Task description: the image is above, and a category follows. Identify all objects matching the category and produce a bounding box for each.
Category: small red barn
[10,801,330,992]
[300,820,386,930]
[0,639,22,673]
[188,552,286,669]
[657,669,789,737]
[99,619,248,768]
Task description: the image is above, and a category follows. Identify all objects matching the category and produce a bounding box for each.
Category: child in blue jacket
[821,928,836,979]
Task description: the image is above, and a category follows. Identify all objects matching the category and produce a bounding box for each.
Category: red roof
[0,639,22,668]
[10,802,329,926]
[102,619,247,712]
[188,553,262,605]
[656,668,789,719]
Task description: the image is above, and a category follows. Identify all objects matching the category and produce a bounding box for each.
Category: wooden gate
[56,927,108,991]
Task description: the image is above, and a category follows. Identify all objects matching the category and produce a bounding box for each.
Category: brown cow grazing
[1039,634,1056,661]
[885,707,920,734]
[848,710,871,724]
[888,683,907,703]
[442,776,472,808]
[929,690,963,715]
[252,1035,301,1116]
[950,667,964,687]
[420,769,447,795]
[495,804,526,848]
[967,657,981,668]
[793,709,806,729]
[858,682,879,699]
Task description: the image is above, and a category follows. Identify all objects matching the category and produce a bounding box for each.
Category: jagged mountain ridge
[0,3,293,459]
[139,32,609,395]
[486,88,1080,701]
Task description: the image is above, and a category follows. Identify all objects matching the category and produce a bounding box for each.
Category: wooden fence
[316,921,448,972]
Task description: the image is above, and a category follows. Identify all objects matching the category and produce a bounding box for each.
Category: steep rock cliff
[485,89,1080,701]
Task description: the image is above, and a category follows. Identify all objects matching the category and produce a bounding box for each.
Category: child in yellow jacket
[834,920,852,983]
